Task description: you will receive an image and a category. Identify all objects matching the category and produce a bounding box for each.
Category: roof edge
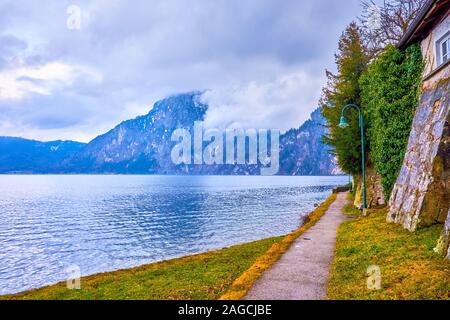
[397,0,438,49]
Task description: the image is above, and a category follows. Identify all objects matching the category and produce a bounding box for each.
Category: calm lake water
[0,175,347,294]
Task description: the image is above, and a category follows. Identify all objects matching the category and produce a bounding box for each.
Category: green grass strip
[328,208,450,300]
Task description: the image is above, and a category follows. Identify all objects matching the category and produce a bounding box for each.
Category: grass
[220,193,337,300]
[342,192,360,217]
[328,207,450,300]
[2,237,282,300]
[343,203,361,217]
[2,193,338,301]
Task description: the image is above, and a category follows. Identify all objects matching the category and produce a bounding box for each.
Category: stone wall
[446,213,450,259]
[387,10,450,258]
[434,209,450,259]
[387,77,449,234]
[354,165,385,209]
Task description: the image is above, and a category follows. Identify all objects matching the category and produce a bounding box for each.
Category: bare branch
[358,0,428,57]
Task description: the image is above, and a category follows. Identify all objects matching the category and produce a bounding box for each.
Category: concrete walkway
[245,192,350,300]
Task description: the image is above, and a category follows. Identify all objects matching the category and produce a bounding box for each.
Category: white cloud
[201,69,324,132]
[0,0,362,141]
[0,62,102,100]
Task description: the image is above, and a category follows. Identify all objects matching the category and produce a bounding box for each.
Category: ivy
[360,44,424,199]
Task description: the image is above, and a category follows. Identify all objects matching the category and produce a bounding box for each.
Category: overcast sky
[0,0,362,142]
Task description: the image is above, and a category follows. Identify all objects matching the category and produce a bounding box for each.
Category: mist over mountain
[0,92,338,175]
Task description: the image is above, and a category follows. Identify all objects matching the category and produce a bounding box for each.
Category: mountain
[0,137,85,173]
[63,92,208,174]
[279,109,337,175]
[0,92,338,175]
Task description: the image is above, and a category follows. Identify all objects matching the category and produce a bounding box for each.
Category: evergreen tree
[321,22,369,175]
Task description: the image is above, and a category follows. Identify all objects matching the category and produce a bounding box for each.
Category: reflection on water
[0,175,347,294]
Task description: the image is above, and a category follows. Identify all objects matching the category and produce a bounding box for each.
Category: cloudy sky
[0,0,363,142]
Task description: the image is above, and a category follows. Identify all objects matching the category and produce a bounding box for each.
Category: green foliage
[360,44,424,199]
[321,23,369,175]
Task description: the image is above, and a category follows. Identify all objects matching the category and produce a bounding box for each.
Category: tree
[321,23,369,175]
[359,0,427,57]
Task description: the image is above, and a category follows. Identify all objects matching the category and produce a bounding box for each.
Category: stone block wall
[446,212,450,259]
[354,165,385,209]
[435,209,450,258]
[387,77,449,237]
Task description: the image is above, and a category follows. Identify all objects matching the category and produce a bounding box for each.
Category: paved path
[245,192,350,300]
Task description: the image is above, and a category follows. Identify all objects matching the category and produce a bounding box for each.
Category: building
[389,0,449,257]
[398,0,450,86]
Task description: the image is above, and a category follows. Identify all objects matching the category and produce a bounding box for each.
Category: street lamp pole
[339,104,367,209]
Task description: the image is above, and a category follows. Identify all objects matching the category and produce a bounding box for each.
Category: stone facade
[388,77,450,231]
[434,209,450,258]
[382,1,450,258]
[388,7,450,250]
[354,165,385,209]
[446,212,450,259]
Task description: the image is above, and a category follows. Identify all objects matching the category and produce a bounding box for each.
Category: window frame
[436,32,450,67]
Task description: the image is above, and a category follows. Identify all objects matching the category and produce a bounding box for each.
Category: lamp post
[339,104,367,209]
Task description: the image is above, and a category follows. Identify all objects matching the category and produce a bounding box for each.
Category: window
[437,32,450,66]
[441,38,449,64]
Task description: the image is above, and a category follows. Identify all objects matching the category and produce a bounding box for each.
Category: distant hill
[0,92,338,175]
[63,92,208,174]
[0,137,85,173]
[279,109,339,176]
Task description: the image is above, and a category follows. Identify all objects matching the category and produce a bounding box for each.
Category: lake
[0,175,347,294]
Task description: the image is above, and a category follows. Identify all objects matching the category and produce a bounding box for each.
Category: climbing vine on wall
[360,44,424,200]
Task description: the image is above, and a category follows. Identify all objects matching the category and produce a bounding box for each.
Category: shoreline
[1,193,338,300]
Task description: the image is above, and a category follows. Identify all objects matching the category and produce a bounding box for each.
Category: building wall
[420,12,450,86]
[434,209,450,258]
[387,77,449,230]
[388,13,450,257]
[353,165,385,209]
